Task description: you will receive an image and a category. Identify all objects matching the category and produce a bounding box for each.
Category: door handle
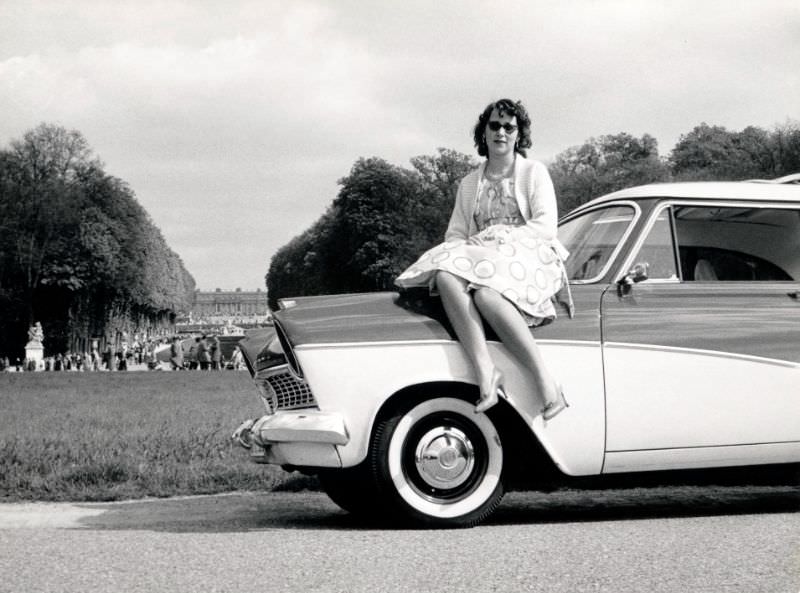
[788,291,799,301]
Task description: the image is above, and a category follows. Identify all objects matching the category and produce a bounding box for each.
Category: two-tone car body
[233,178,800,527]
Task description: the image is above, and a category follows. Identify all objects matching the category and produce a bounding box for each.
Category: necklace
[484,159,515,182]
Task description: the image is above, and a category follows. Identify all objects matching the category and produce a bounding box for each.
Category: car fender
[294,338,606,475]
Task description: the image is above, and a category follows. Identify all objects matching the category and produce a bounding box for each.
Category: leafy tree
[669,122,800,181]
[407,148,476,259]
[0,124,194,357]
[266,210,338,309]
[549,132,669,211]
[670,123,770,180]
[771,120,800,176]
[266,149,475,307]
[410,148,476,208]
[2,125,98,319]
[326,157,421,291]
[265,122,799,312]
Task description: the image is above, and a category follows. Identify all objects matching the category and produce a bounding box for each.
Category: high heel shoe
[475,369,505,413]
[541,384,569,421]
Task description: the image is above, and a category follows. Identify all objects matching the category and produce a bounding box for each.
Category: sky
[1,0,798,291]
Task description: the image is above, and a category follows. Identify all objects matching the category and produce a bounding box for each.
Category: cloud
[0,1,386,288]
[1,0,798,290]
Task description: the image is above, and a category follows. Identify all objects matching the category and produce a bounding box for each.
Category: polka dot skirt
[395,232,569,326]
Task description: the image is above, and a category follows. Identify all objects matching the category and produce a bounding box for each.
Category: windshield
[559,205,636,281]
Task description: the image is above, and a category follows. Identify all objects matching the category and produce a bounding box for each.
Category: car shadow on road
[75,485,799,533]
[486,485,800,526]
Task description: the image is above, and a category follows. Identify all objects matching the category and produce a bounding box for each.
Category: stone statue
[27,322,44,345]
[25,321,45,371]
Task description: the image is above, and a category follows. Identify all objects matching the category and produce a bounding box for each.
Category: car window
[559,205,636,281]
[632,210,678,280]
[673,206,798,281]
[633,204,799,282]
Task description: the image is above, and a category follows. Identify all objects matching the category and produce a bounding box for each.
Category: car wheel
[317,463,385,517]
[370,396,504,528]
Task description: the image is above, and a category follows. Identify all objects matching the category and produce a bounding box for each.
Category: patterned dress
[395,172,571,326]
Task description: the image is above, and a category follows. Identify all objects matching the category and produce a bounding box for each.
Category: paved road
[0,487,798,593]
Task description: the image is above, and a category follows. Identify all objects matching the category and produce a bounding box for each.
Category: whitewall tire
[370,396,504,527]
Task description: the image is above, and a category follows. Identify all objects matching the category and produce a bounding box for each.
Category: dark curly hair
[472,98,532,158]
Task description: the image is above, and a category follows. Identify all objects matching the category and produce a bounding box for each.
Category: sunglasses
[487,121,518,133]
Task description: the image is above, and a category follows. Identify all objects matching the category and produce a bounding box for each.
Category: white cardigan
[444,156,558,243]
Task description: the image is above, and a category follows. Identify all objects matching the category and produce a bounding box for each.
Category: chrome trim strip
[573,182,800,212]
[538,339,601,347]
[273,319,303,378]
[607,440,800,453]
[293,339,601,350]
[604,341,799,369]
[615,201,670,283]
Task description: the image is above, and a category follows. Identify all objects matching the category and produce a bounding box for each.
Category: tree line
[0,123,195,358]
[3,119,797,355]
[266,121,800,308]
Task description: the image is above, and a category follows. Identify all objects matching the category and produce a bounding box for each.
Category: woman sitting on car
[396,98,571,419]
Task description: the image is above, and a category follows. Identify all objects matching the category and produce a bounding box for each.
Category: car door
[600,200,800,473]
[528,202,641,476]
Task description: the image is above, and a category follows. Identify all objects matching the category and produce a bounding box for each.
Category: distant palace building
[183,288,272,327]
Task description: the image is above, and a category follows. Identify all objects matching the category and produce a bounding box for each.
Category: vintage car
[232,177,800,527]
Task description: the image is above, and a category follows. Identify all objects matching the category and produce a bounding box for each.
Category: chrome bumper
[232,411,349,467]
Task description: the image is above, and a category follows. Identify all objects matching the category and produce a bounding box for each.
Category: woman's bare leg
[472,287,559,407]
[435,271,497,401]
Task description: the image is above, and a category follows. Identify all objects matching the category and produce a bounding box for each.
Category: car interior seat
[693,259,718,281]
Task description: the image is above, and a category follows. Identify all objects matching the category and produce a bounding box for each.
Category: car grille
[258,366,316,412]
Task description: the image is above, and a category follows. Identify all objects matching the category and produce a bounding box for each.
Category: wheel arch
[371,380,564,491]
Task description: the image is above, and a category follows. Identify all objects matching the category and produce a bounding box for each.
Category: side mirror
[617,263,649,296]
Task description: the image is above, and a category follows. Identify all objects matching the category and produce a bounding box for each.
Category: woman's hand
[473,224,512,244]
[508,223,538,241]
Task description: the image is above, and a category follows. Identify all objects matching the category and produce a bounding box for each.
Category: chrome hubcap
[414,426,475,489]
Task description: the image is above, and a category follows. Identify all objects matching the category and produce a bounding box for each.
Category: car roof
[573,180,800,212]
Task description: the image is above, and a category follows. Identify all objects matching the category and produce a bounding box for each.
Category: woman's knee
[435,270,467,293]
[474,288,521,323]
[473,286,501,310]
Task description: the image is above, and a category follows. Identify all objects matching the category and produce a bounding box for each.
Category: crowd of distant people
[0,334,246,372]
[168,334,244,371]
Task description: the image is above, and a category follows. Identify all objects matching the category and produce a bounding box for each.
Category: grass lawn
[0,370,317,502]
[3,371,796,507]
